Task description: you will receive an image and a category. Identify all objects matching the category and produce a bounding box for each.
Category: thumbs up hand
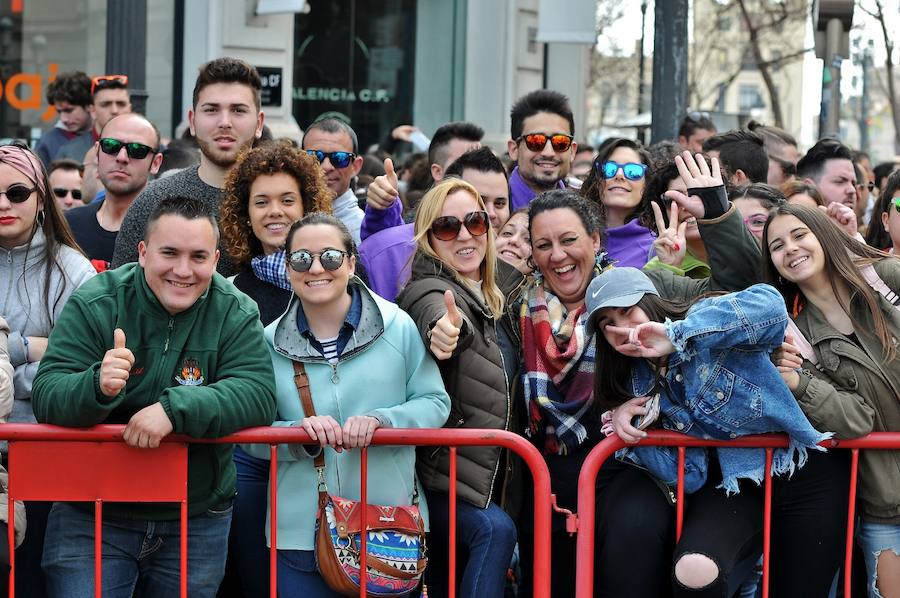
[366,158,401,210]
[429,290,463,361]
[99,328,135,397]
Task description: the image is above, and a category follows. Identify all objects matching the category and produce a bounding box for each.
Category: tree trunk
[873,0,900,154]
[736,0,785,127]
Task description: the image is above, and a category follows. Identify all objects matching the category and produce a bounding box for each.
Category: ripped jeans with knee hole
[857,520,900,598]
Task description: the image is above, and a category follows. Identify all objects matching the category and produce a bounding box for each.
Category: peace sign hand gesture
[664,151,727,220]
[651,200,687,267]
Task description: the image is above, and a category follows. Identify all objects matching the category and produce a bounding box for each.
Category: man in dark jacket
[32,196,276,598]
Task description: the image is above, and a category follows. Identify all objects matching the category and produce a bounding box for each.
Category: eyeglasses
[430,211,490,241]
[91,75,128,95]
[599,161,647,181]
[857,181,876,192]
[686,110,711,123]
[99,138,157,160]
[892,197,900,214]
[53,187,83,201]
[516,133,574,153]
[743,214,769,231]
[0,184,35,204]
[305,150,356,169]
[288,248,349,273]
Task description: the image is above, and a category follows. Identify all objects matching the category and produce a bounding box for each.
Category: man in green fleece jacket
[32,196,276,597]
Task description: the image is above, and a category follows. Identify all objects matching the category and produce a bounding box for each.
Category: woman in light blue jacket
[245,213,450,598]
[587,267,847,597]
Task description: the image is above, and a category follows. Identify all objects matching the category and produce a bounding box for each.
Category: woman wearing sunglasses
[864,169,900,252]
[245,213,449,597]
[219,142,332,597]
[0,142,95,596]
[397,177,525,598]
[762,203,900,598]
[580,137,656,268]
[518,151,763,597]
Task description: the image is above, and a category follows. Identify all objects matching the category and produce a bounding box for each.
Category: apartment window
[738,84,764,111]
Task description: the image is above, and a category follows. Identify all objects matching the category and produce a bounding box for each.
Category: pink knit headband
[0,144,46,196]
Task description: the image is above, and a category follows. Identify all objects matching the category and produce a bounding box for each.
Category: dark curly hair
[220,141,333,266]
[46,71,92,107]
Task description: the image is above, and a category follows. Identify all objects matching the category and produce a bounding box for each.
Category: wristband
[686,184,728,220]
[22,336,29,363]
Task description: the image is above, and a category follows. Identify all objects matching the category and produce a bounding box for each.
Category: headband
[0,144,46,197]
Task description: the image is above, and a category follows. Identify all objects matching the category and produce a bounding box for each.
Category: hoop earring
[36,209,45,227]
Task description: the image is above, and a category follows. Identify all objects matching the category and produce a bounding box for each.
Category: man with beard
[507,90,577,211]
[111,58,264,275]
[66,113,163,270]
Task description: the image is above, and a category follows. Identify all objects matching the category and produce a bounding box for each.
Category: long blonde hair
[412,177,504,319]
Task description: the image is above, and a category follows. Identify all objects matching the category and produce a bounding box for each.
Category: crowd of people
[0,55,898,598]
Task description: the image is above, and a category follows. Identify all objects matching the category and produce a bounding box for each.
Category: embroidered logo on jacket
[175,358,204,386]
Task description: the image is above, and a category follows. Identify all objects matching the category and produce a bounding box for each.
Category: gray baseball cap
[585,267,659,330]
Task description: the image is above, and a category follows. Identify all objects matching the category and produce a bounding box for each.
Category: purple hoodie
[359,200,414,301]
[604,219,656,269]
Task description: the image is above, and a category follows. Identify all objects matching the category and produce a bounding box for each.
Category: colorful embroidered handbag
[292,361,427,597]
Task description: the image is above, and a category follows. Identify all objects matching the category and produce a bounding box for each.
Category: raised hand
[819,202,858,237]
[429,290,462,360]
[99,328,134,397]
[366,158,400,210]
[664,151,725,220]
[605,321,675,358]
[651,200,687,266]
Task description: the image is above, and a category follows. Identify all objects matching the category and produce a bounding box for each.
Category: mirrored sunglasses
[600,161,647,181]
[893,197,900,214]
[305,150,356,169]
[288,248,349,272]
[0,184,35,204]
[431,210,489,242]
[516,133,573,153]
[99,138,157,160]
[53,187,83,201]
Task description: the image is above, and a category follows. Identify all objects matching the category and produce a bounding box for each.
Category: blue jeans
[276,550,343,598]
[229,446,271,596]
[857,520,900,598]
[41,501,232,598]
[422,490,516,598]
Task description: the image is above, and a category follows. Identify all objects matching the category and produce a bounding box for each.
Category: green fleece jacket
[32,263,276,519]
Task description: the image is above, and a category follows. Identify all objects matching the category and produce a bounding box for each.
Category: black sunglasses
[288,248,349,272]
[431,211,490,242]
[99,138,157,160]
[305,150,356,169]
[516,133,574,153]
[53,187,83,200]
[0,184,35,204]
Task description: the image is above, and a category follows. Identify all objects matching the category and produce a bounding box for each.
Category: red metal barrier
[573,431,900,598]
[0,424,554,598]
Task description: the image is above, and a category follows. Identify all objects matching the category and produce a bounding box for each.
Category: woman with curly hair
[220,141,332,326]
[219,141,331,598]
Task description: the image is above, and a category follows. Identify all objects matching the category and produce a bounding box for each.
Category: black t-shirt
[65,201,118,266]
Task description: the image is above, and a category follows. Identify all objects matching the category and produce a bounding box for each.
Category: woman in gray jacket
[0,142,94,598]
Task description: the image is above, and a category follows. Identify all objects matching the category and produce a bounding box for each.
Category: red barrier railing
[573,431,900,598]
[1,424,554,598]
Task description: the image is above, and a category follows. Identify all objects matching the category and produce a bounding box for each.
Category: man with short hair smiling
[507,89,577,211]
[57,75,133,163]
[33,196,276,598]
[67,113,163,269]
[35,71,94,166]
[796,139,858,210]
[301,117,365,243]
[112,57,265,275]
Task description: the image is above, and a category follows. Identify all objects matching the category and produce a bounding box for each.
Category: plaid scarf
[251,251,292,291]
[520,281,598,455]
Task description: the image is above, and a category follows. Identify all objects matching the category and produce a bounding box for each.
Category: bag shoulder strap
[785,319,818,367]
[292,361,325,471]
[860,263,900,308]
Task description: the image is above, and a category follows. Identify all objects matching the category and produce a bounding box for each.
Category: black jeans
[674,449,851,598]
[519,457,675,598]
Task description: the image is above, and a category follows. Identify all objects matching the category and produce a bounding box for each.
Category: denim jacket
[620,284,831,494]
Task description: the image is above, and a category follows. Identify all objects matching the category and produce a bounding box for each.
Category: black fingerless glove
[686,184,728,220]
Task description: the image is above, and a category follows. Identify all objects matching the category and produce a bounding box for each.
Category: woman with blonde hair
[397,177,525,598]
